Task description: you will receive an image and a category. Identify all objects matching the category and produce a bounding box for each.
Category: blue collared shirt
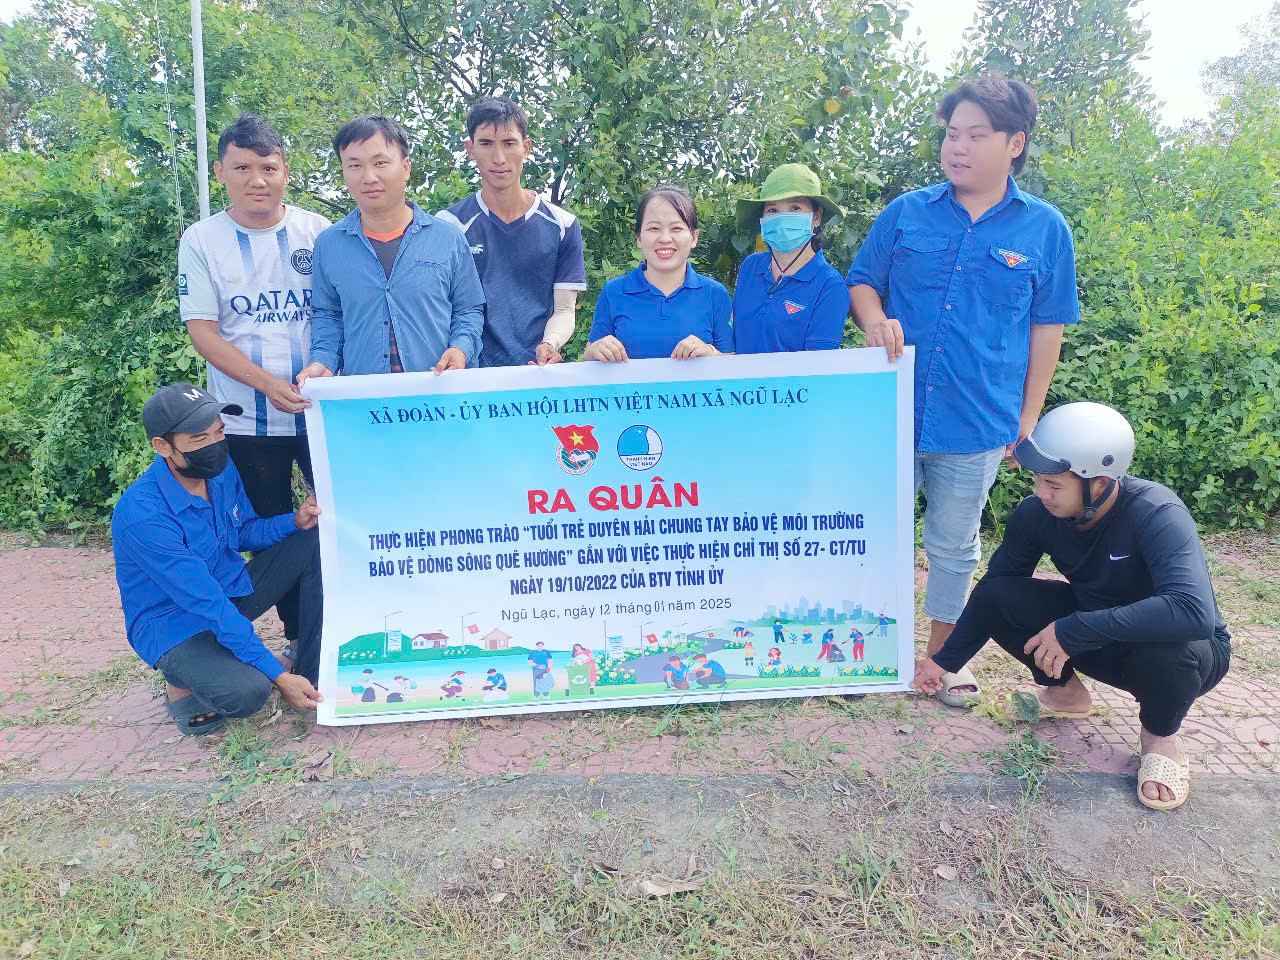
[111,456,298,678]
[846,177,1079,453]
[731,250,848,354]
[589,263,733,359]
[310,202,486,375]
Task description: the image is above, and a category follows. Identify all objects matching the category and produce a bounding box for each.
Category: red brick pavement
[2,545,1276,783]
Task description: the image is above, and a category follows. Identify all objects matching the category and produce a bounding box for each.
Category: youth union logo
[617,424,663,471]
[551,424,598,475]
[290,248,314,275]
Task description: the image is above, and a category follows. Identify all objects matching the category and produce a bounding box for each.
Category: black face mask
[173,439,229,480]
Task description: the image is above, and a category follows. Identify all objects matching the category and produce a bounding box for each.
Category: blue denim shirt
[111,456,297,678]
[846,178,1079,454]
[310,202,486,375]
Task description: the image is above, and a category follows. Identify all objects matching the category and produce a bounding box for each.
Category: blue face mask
[760,212,814,253]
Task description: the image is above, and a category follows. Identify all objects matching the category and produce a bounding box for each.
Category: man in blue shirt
[112,384,325,735]
[527,642,553,697]
[437,97,587,367]
[295,116,486,385]
[848,73,1079,706]
[691,653,728,688]
[664,656,691,690]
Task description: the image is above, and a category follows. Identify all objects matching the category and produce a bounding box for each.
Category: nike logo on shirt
[1109,554,1130,560]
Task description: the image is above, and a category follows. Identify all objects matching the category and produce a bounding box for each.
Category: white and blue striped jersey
[177,205,331,436]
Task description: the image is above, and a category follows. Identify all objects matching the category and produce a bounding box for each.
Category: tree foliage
[1202,1,1280,101]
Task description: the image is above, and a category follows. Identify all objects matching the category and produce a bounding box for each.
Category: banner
[303,348,915,725]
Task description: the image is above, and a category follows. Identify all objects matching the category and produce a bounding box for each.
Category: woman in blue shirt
[585,186,733,361]
[732,164,849,354]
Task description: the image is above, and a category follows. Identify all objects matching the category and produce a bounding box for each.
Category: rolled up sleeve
[845,200,902,296]
[1030,223,1080,326]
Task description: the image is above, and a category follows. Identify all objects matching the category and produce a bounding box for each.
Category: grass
[0,782,1273,960]
[980,729,1060,798]
[0,655,152,728]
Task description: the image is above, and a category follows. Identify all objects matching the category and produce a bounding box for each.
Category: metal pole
[190,0,210,220]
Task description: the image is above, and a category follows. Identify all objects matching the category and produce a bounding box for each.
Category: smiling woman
[584,185,733,362]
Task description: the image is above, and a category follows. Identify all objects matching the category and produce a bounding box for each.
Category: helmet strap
[1067,476,1116,525]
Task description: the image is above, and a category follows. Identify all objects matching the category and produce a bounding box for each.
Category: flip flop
[166,695,228,736]
[935,666,981,707]
[1137,751,1190,811]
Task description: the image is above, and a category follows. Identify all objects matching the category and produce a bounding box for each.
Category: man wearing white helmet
[913,402,1231,811]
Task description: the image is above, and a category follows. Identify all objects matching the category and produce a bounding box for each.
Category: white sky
[0,0,1269,127]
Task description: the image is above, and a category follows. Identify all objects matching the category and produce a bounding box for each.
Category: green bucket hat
[735,163,844,231]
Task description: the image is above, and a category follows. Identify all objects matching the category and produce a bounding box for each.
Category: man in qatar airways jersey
[436,96,587,367]
[178,113,330,661]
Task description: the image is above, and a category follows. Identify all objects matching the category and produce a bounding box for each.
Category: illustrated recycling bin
[566,664,592,697]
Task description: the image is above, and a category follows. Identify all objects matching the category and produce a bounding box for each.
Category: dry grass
[0,774,1274,960]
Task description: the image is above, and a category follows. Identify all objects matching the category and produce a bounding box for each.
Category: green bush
[835,665,899,678]
[1,1,1277,535]
[595,667,638,686]
[757,665,822,679]
[987,318,1280,530]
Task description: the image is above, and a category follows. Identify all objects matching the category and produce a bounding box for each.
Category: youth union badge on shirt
[997,248,1029,268]
[784,300,805,315]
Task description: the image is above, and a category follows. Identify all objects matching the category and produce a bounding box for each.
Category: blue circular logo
[290,248,314,275]
[617,424,663,471]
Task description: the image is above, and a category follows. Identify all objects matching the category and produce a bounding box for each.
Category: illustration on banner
[335,599,898,718]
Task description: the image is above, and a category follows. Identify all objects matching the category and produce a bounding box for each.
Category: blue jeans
[914,447,1004,623]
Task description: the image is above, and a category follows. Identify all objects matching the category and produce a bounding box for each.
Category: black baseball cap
[142,383,242,439]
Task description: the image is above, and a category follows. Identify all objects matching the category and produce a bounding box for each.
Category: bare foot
[1038,674,1092,715]
[1139,727,1184,804]
[927,620,976,695]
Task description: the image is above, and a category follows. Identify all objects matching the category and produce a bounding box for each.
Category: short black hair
[333,115,410,160]
[635,185,698,236]
[466,96,529,140]
[217,113,285,162]
[937,72,1038,175]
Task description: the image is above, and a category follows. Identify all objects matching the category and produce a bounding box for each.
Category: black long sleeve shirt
[934,477,1231,673]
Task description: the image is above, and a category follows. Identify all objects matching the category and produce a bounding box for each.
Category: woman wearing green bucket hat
[731,163,850,354]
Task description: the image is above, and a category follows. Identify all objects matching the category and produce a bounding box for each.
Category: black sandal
[166,695,228,735]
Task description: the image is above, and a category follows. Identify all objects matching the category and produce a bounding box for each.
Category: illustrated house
[481,628,511,651]
[410,631,449,650]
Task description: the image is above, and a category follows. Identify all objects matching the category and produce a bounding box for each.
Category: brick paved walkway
[1,545,1276,783]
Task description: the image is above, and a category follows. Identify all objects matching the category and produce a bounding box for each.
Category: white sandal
[936,666,981,707]
[1137,752,1190,811]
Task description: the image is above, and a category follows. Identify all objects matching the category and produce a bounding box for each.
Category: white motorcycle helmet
[1014,402,1135,521]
